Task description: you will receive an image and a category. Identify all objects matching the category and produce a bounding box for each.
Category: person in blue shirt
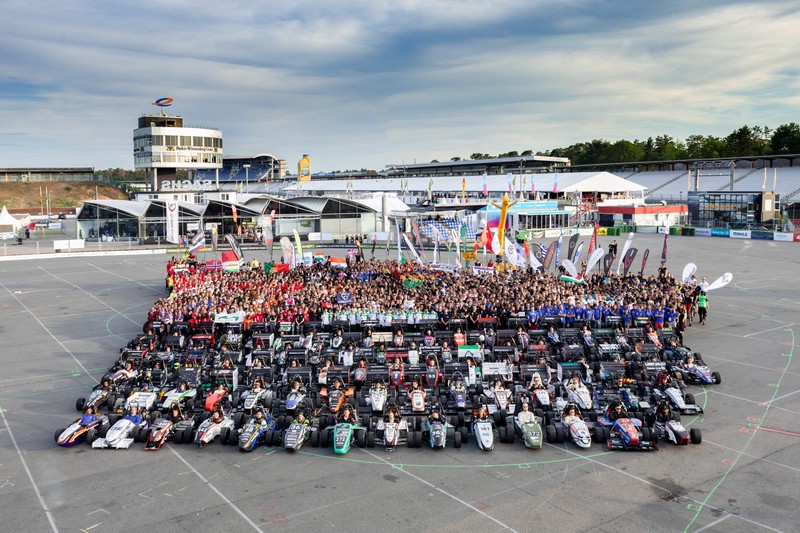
[80,406,98,426]
[124,404,143,425]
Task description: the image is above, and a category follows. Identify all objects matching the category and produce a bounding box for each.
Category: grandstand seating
[195,164,273,183]
[625,167,800,202]
[420,218,476,241]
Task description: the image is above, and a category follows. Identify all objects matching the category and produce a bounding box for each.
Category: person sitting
[168,404,184,424]
[294,411,310,425]
[565,373,587,392]
[516,401,536,424]
[423,328,436,347]
[562,403,581,424]
[515,326,530,352]
[546,326,561,346]
[252,409,267,426]
[529,372,547,390]
[428,409,444,425]
[213,383,228,396]
[473,405,490,423]
[453,327,466,347]
[339,342,355,366]
[330,327,344,349]
[124,404,143,425]
[581,325,595,347]
[80,406,98,426]
[251,378,265,393]
[338,405,357,424]
[607,401,628,421]
[654,402,673,424]
[209,410,223,424]
[392,328,405,348]
[440,340,453,363]
[290,379,306,394]
[407,341,420,365]
[684,354,696,369]
[409,378,425,398]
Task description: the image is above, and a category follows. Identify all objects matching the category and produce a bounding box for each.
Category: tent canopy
[0,206,22,233]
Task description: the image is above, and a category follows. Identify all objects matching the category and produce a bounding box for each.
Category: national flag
[330,257,347,268]
[274,263,290,274]
[231,205,238,224]
[482,173,488,196]
[313,252,325,263]
[221,250,243,272]
[205,259,221,270]
[346,248,356,259]
[189,231,206,254]
[660,233,668,265]
[552,173,559,194]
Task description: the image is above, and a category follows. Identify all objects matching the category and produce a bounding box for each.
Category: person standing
[697,291,708,326]
[609,240,618,259]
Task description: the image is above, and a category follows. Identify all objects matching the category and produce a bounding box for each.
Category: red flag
[231,205,238,224]
[588,223,598,255]
[552,173,559,194]
[479,224,490,250]
[523,239,531,259]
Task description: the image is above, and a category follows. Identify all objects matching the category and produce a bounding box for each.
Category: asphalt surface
[0,233,798,533]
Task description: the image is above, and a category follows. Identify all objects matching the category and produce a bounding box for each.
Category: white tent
[0,206,22,239]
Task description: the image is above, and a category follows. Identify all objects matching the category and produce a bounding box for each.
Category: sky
[1,0,799,173]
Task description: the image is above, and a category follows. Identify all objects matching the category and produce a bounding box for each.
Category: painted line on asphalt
[694,514,732,533]
[359,447,519,532]
[85,262,165,295]
[744,324,795,337]
[0,281,99,385]
[167,445,264,533]
[0,405,59,533]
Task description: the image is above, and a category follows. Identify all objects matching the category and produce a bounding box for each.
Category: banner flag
[616,232,635,275]
[639,248,650,276]
[588,223,598,255]
[402,234,424,265]
[189,230,206,254]
[682,263,697,283]
[165,201,180,244]
[622,247,638,276]
[555,235,563,270]
[561,259,578,278]
[706,272,733,291]
[661,233,668,265]
[603,252,614,275]
[567,233,579,262]
[543,241,557,270]
[585,247,604,275]
[279,236,294,268]
[573,241,584,264]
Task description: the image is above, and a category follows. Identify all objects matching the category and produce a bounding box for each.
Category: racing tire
[175,428,184,444]
[672,412,682,422]
[449,416,459,427]
[690,428,702,444]
[460,427,468,443]
[273,431,283,446]
[321,429,330,448]
[492,411,502,425]
[86,428,98,444]
[222,428,232,445]
[505,422,514,443]
[55,428,65,443]
[99,423,109,438]
[555,425,566,444]
[311,429,320,447]
[76,398,86,411]
[546,425,557,443]
[408,432,416,449]
[233,412,244,429]
[361,415,370,428]
[134,426,150,443]
[641,427,652,441]
[183,427,195,444]
[712,372,721,384]
[265,430,274,448]
[534,408,544,419]
[367,431,375,448]
[416,431,424,448]
[109,414,121,425]
[498,427,507,442]
[457,411,465,426]
[454,430,462,448]
[684,393,696,405]
[414,417,422,432]
[356,429,367,448]
[595,427,607,443]
[150,411,161,423]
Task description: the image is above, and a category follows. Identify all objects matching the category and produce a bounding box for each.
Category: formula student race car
[513,414,544,450]
[423,415,462,449]
[193,413,235,447]
[228,415,281,451]
[55,416,108,447]
[652,416,702,446]
[651,385,704,416]
[75,386,113,413]
[546,410,593,449]
[92,416,148,449]
[144,416,196,450]
[594,410,658,451]
[287,420,316,451]
[319,421,368,455]
[373,417,411,451]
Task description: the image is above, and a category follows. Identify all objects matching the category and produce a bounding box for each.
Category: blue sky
[1,0,799,172]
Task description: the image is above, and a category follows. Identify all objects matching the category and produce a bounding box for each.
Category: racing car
[512,411,544,450]
[423,413,462,449]
[227,413,281,451]
[594,404,658,451]
[144,415,197,450]
[92,416,148,449]
[55,416,108,447]
[193,411,235,447]
[373,411,412,451]
[319,421,368,455]
[651,384,703,416]
[546,402,593,449]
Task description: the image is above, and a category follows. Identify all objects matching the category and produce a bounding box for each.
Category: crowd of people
[155,255,709,341]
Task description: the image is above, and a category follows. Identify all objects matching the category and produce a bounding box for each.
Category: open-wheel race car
[55,415,108,447]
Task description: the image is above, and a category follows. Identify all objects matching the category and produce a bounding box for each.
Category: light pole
[243,164,251,194]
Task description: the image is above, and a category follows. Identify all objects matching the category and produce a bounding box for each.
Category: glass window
[204,137,213,147]
[193,137,203,147]
[165,135,178,146]
[180,136,191,146]
[152,135,163,146]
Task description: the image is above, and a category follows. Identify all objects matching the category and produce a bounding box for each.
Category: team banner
[225,233,244,261]
[534,242,546,263]
[603,252,614,275]
[661,233,668,265]
[165,201,180,244]
[706,272,733,291]
[616,232,634,275]
[402,234,423,265]
[561,259,578,278]
[573,241,584,263]
[543,241,557,270]
[639,248,650,276]
[682,263,697,283]
[280,236,294,268]
[527,241,543,270]
[293,229,304,264]
[555,235,563,270]
[567,233,579,263]
[211,225,218,252]
[395,219,403,262]
[585,247,604,275]
[588,223,598,254]
[622,247,638,276]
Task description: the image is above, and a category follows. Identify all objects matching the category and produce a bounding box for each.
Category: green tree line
[438,123,800,165]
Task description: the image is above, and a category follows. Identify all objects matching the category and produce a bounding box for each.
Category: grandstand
[628,167,800,202]
[194,154,286,184]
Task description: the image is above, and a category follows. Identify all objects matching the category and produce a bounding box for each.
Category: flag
[573,242,584,264]
[526,240,543,270]
[303,251,313,267]
[507,173,514,194]
[639,248,650,276]
[394,218,403,262]
[279,236,294,268]
[615,232,634,275]
[543,241,557,270]
[165,201,179,244]
[231,205,238,225]
[402,234,423,265]
[567,233,579,263]
[552,173,559,194]
[370,233,377,258]
[490,229,500,257]
[221,250,243,272]
[588,223,598,255]
[330,257,347,268]
[530,175,536,197]
[660,233,668,265]
[210,225,218,252]
[225,234,244,261]
[205,259,221,270]
[622,248,638,276]
[313,252,325,263]
[461,177,467,202]
[706,273,733,291]
[555,235,563,269]
[428,178,434,200]
[346,248,357,259]
[293,229,303,265]
[585,247,604,275]
[482,173,488,196]
[460,225,468,262]
[410,218,426,262]
[189,231,206,254]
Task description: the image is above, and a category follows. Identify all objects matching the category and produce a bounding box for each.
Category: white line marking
[744,324,794,337]
[694,513,732,532]
[701,355,800,378]
[704,440,800,473]
[0,281,99,385]
[167,446,263,533]
[763,388,800,405]
[0,406,59,533]
[359,448,518,532]
[38,267,141,327]
[85,262,164,295]
[86,509,111,516]
[707,390,800,415]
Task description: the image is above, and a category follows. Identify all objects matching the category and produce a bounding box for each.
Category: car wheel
[460,427,468,443]
[684,393,695,405]
[546,425,556,443]
[356,429,366,448]
[712,372,721,384]
[367,431,375,448]
[55,428,65,443]
[183,427,195,444]
[454,430,462,448]
[505,422,514,443]
[320,429,330,447]
[555,425,566,443]
[175,428,184,444]
[498,427,507,442]
[76,398,86,411]
[416,431,424,448]
[407,431,416,448]
[690,428,702,444]
[86,428,98,444]
[311,430,320,447]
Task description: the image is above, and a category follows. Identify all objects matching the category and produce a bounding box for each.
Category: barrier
[53,239,85,252]
[773,232,793,242]
[730,230,751,239]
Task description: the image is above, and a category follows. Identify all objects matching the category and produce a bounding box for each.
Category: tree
[607,139,645,163]
[770,123,800,154]
[470,153,492,160]
[725,125,764,156]
[520,149,533,156]
[450,156,462,162]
